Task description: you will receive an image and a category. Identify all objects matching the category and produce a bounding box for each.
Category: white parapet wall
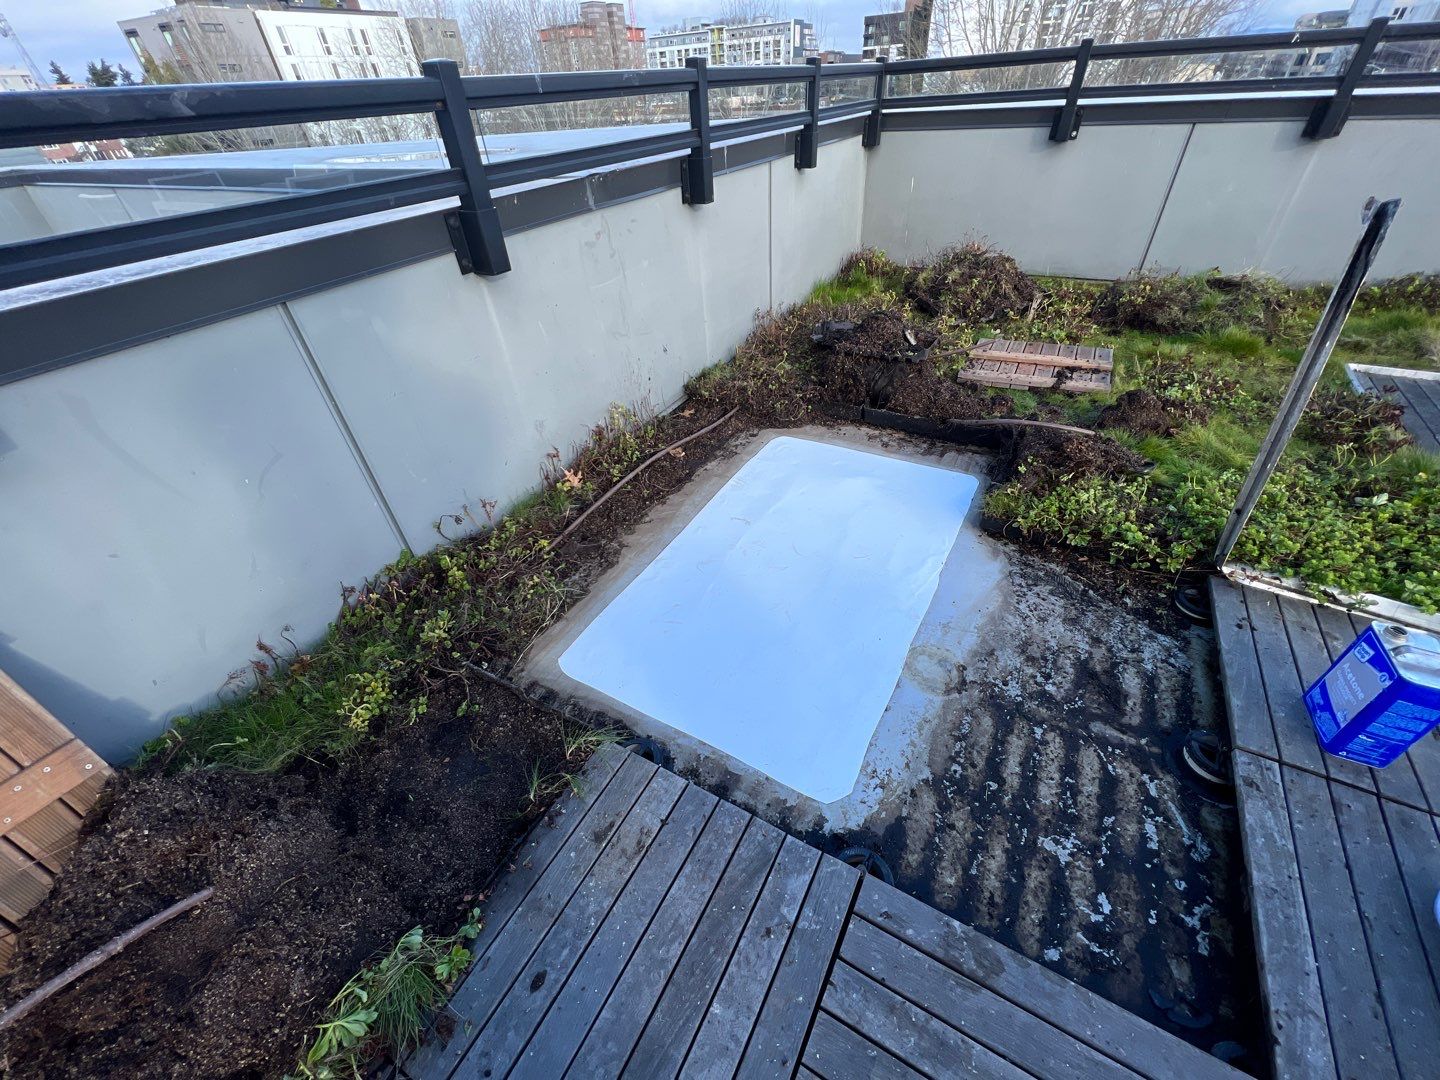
[861,117,1440,282]
[0,136,866,762]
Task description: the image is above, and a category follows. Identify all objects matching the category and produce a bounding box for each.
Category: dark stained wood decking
[1348,363,1440,453]
[405,744,1241,1079]
[1210,579,1440,1080]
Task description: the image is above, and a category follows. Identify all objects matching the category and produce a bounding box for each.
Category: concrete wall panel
[860,125,1190,278]
[0,309,400,762]
[1143,120,1440,281]
[769,134,868,307]
[286,184,715,551]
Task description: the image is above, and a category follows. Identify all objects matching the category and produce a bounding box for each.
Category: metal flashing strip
[0,120,864,386]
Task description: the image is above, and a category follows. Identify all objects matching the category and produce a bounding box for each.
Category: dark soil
[0,684,571,1080]
[812,310,936,409]
[1098,389,1182,437]
[1001,427,1152,493]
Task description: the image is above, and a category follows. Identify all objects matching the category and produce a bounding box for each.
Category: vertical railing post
[796,56,822,169]
[423,57,509,277]
[1305,17,1389,140]
[863,60,887,149]
[683,56,715,205]
[1049,38,1093,143]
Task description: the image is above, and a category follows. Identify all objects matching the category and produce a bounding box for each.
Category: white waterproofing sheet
[558,436,979,802]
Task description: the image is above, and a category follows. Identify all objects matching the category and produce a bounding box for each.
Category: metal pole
[863,61,887,149]
[1050,38,1093,142]
[422,58,509,277]
[1212,197,1399,568]
[683,57,714,205]
[796,56,822,169]
[1305,17,1388,140]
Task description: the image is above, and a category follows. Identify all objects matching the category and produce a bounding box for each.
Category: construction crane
[0,12,49,87]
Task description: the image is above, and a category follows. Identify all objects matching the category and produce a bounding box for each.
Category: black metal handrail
[1,19,1438,293]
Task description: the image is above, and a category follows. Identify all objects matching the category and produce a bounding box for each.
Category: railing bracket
[424,58,510,277]
[1049,38,1093,143]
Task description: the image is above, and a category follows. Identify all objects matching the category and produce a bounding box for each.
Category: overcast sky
[4,0,1330,85]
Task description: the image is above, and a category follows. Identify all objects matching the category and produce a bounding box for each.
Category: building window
[199,21,224,32]
[277,26,294,56]
[318,28,334,56]
[359,29,373,54]
[444,29,457,39]
[291,63,304,79]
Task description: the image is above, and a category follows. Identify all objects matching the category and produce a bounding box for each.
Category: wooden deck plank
[850,877,1237,1079]
[452,770,689,1079]
[1231,752,1336,1080]
[511,797,745,1080]
[465,745,626,963]
[1279,596,1376,790]
[1394,377,1440,447]
[803,1010,925,1080]
[1209,579,1277,758]
[1242,588,1327,772]
[622,818,790,1080]
[1380,799,1440,990]
[566,815,783,1079]
[735,857,860,1080]
[837,916,1137,1078]
[1330,783,1440,1078]
[970,341,1113,372]
[407,747,644,1078]
[1281,765,1399,1079]
[682,837,823,1080]
[817,962,1031,1080]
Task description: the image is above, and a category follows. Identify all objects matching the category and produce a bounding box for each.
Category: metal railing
[0,18,1437,292]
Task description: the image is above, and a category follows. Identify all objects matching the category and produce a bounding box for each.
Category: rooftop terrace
[0,22,1439,1080]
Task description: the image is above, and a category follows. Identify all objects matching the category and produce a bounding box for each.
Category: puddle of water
[557,435,979,802]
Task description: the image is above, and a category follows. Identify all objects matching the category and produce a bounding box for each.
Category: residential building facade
[539,1,645,72]
[118,2,437,84]
[0,66,38,91]
[862,0,933,61]
[406,16,466,69]
[646,17,816,69]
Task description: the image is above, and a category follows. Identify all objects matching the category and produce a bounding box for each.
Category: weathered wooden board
[803,1009,925,1080]
[568,817,783,1078]
[513,799,745,1078]
[819,961,1030,1079]
[973,339,1115,371]
[957,357,1113,394]
[455,769,687,1079]
[684,838,821,1080]
[735,856,859,1079]
[852,877,1241,1078]
[1231,751,1337,1080]
[0,668,111,969]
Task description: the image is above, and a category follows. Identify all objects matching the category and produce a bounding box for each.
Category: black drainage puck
[1170,730,1236,807]
[622,736,672,770]
[1174,581,1214,626]
[837,847,895,885]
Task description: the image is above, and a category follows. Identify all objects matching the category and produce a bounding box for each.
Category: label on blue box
[1304,624,1440,768]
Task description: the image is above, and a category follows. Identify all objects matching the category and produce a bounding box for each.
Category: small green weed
[294,910,483,1079]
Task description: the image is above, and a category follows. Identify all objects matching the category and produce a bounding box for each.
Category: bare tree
[928,0,1263,92]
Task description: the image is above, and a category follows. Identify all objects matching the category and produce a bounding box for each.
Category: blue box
[1304,622,1440,769]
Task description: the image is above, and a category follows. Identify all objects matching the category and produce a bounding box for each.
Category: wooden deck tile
[410,749,1248,1080]
[1211,577,1440,1079]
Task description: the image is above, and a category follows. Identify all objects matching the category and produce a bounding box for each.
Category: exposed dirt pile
[812,310,936,408]
[1097,389,1180,437]
[1001,427,1151,494]
[0,685,569,1080]
[1093,274,1209,336]
[1301,386,1414,450]
[908,243,1039,325]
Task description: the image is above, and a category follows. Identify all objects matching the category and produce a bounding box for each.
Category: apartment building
[646,16,816,69]
[539,1,645,72]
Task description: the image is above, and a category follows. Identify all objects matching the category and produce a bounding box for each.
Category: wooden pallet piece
[0,668,111,969]
[973,339,1115,371]
[957,355,1113,394]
